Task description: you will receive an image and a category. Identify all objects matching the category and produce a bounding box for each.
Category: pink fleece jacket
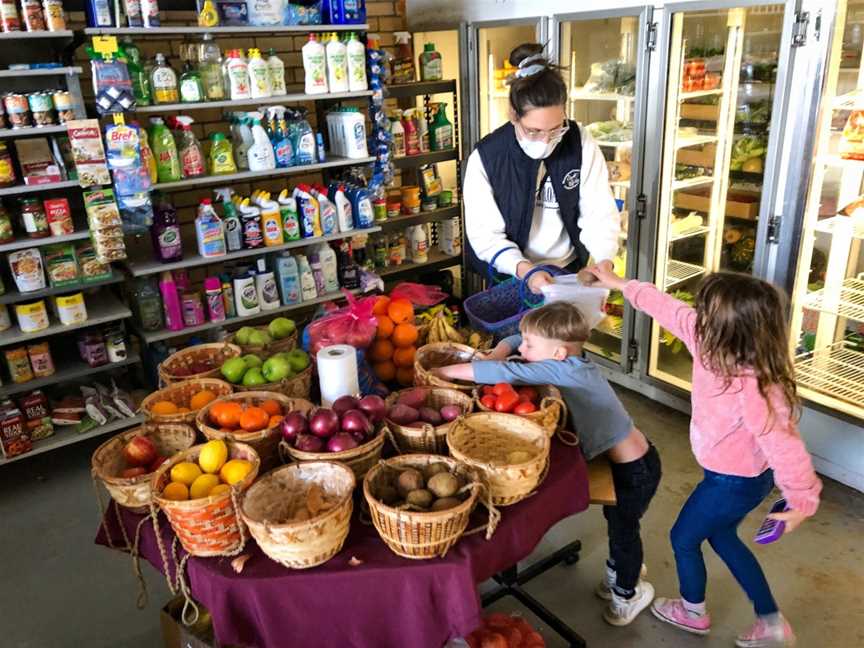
[623,280,822,516]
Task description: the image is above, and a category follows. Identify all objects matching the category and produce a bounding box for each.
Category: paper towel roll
[317,344,360,407]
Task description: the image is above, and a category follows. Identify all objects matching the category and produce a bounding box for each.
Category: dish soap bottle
[197,0,218,26]
[198,34,225,101]
[151,53,179,104]
[302,33,328,94]
[326,32,349,93]
[247,48,271,99]
[346,32,368,92]
[208,132,237,175]
[151,193,183,262]
[149,117,181,183]
[175,116,205,178]
[419,43,442,81]
[180,61,205,103]
[267,48,286,95]
[224,49,251,100]
[429,102,453,151]
[195,199,226,258]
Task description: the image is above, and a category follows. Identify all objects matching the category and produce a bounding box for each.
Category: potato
[396,468,425,498]
[428,472,459,498]
[419,406,443,426]
[423,462,450,481]
[406,489,434,509]
[377,484,400,506]
[430,497,462,511]
[388,404,420,425]
[397,388,428,410]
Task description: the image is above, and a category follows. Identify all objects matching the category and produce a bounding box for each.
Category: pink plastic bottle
[204,276,226,322]
[403,109,420,156]
[159,271,184,331]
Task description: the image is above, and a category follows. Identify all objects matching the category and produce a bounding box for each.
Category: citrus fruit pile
[207,398,285,433]
[370,296,418,386]
[148,389,218,416]
[160,439,254,501]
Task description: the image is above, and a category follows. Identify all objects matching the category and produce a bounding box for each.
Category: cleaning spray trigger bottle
[175,116,205,178]
[247,113,277,171]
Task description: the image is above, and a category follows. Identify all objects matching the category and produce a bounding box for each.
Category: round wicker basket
[473,384,567,437]
[196,392,313,471]
[158,343,242,385]
[363,453,495,559]
[446,413,550,506]
[151,441,260,557]
[233,362,313,400]
[241,461,355,569]
[91,423,198,512]
[140,379,234,426]
[227,325,298,356]
[383,387,474,454]
[413,343,478,392]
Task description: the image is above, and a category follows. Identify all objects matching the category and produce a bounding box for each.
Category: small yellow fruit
[210,483,231,496]
[170,461,202,486]
[220,459,253,486]
[162,481,189,501]
[189,473,221,499]
[198,439,228,474]
[151,400,179,416]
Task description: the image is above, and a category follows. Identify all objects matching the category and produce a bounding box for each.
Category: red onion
[332,395,360,416]
[341,409,372,436]
[327,433,359,453]
[281,412,308,442]
[439,405,462,422]
[357,394,387,424]
[294,434,324,452]
[309,409,340,438]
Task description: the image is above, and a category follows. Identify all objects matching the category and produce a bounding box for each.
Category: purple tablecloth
[97,440,589,648]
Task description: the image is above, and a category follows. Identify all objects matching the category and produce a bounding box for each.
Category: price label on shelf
[91,36,119,57]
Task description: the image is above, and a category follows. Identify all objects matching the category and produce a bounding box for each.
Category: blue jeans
[671,468,778,615]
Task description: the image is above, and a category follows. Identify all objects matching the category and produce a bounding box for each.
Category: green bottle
[121,38,150,106]
[429,102,453,151]
[149,117,181,183]
[180,62,205,103]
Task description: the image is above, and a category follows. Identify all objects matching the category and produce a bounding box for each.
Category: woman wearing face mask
[464,43,622,293]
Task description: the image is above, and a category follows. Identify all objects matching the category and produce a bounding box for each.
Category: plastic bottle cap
[425,43,435,51]
[204,277,221,291]
[211,132,225,141]
[200,198,212,205]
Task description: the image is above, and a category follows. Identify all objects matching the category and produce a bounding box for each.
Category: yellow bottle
[198,0,219,27]
[139,128,158,184]
[209,133,237,175]
[259,191,284,247]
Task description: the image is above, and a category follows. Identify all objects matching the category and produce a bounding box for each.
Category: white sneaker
[603,580,655,626]
[595,563,648,601]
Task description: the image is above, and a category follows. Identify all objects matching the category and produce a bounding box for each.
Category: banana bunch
[417,304,458,326]
[467,332,483,348]
[426,312,465,344]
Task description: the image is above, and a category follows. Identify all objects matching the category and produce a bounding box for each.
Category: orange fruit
[387,298,414,324]
[372,295,391,316]
[393,346,416,368]
[373,360,397,382]
[376,315,395,339]
[177,407,191,413]
[212,401,243,430]
[150,400,179,416]
[369,338,394,362]
[396,366,415,387]
[391,323,418,348]
[240,406,270,432]
[268,414,283,428]
[260,399,283,417]
[189,389,217,411]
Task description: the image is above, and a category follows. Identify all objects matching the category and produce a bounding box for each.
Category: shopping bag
[540,275,609,330]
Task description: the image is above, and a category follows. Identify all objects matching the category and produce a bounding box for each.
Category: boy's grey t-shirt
[472,335,634,460]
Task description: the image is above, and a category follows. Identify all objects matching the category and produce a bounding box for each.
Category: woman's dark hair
[508,43,567,118]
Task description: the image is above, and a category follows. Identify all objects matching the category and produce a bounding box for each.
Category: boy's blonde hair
[519,301,590,343]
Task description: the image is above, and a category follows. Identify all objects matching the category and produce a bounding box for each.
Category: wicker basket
[413,343,478,392]
[281,416,387,480]
[447,413,550,506]
[91,423,198,512]
[383,387,474,454]
[241,461,355,569]
[234,363,313,400]
[227,326,298,356]
[152,441,260,557]
[140,379,234,426]
[196,392,313,471]
[363,453,496,559]
[158,343,242,385]
[473,384,567,437]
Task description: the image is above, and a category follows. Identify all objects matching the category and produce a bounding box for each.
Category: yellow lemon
[198,439,228,474]
[162,481,189,501]
[220,459,253,486]
[170,461,202,486]
[210,483,231,496]
[189,473,221,499]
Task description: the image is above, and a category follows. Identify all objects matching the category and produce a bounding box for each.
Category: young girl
[587,267,822,647]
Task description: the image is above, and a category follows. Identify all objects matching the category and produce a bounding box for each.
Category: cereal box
[0,402,31,459]
[66,119,111,187]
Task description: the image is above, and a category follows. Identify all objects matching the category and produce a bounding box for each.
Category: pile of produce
[220,349,310,387]
[369,296,418,386]
[281,395,385,454]
[372,461,468,512]
[478,384,540,415]
[207,397,287,433]
[386,387,464,428]
[118,434,169,478]
[465,613,546,648]
[730,134,767,172]
[232,318,296,348]
[147,388,217,416]
[160,439,253,501]
[418,304,484,347]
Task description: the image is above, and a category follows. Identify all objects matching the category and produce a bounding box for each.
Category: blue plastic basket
[464,249,566,342]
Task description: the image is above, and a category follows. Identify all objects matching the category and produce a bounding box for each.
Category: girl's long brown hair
[694,273,799,421]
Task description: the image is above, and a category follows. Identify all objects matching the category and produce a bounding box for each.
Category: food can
[26,341,54,377]
[438,189,453,207]
[373,198,387,222]
[4,347,34,384]
[54,292,87,325]
[4,94,31,129]
[27,92,55,127]
[386,195,401,218]
[401,185,421,215]
[0,304,11,332]
[421,199,437,212]
[15,300,49,333]
[52,90,74,123]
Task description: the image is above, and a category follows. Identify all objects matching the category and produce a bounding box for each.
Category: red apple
[149,455,169,472]
[121,466,148,478]
[123,436,157,467]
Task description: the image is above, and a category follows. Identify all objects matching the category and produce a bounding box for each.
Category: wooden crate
[677,144,717,168]
[680,103,720,121]
[673,189,761,220]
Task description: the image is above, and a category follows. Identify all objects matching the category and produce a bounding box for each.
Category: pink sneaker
[735,615,796,647]
[650,597,711,635]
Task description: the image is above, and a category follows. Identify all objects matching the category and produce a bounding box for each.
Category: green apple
[268,317,296,340]
[248,329,272,347]
[262,356,291,383]
[286,349,310,373]
[235,326,256,346]
[241,354,262,370]
[242,367,267,387]
[221,357,248,384]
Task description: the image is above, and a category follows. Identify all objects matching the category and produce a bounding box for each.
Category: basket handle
[538,395,566,433]
[556,429,580,446]
[381,424,402,455]
[461,480,501,540]
[518,264,563,310]
[486,247,519,286]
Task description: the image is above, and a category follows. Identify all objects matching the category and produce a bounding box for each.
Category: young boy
[434,301,661,626]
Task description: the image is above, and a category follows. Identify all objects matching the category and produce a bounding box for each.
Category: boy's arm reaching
[433,357,572,387]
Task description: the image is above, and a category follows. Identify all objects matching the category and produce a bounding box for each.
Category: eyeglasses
[516,120,569,142]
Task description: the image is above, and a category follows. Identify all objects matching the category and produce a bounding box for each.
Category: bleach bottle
[329,181,354,233]
[312,185,338,236]
[348,183,374,229]
[294,184,322,238]
[277,188,301,241]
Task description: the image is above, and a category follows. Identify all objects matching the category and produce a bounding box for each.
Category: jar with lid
[0,142,17,187]
[104,325,127,362]
[373,236,389,269]
[19,198,49,238]
[0,201,14,242]
[77,331,108,367]
[28,92,56,127]
[52,91,75,123]
[4,94,31,129]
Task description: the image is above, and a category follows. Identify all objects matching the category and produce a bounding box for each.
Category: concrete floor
[1,387,862,648]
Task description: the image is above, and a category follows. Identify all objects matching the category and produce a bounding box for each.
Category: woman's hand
[587,261,627,291]
[767,509,808,535]
[517,261,554,295]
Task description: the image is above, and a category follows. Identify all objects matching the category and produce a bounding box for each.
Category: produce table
[96,439,589,648]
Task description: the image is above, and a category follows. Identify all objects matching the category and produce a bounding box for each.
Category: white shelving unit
[133,90,373,114]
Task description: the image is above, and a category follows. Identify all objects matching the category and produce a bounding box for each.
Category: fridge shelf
[665,260,705,289]
[669,225,711,242]
[675,134,718,149]
[596,317,623,339]
[802,276,864,323]
[596,140,633,149]
[832,90,863,110]
[679,88,723,101]
[672,175,714,191]
[569,89,635,102]
[796,342,864,410]
[814,216,864,239]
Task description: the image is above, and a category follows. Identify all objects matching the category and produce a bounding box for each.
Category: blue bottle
[293,112,316,166]
[348,183,374,229]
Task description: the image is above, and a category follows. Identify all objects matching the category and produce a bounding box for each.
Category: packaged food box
[0,402,32,459]
[66,119,111,187]
[43,198,74,236]
[43,242,79,288]
[18,390,53,440]
[74,242,112,283]
[8,247,46,293]
[13,138,62,185]
[83,188,127,263]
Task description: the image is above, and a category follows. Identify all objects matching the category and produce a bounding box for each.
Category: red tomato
[492,382,516,396]
[481,385,496,396]
[517,386,538,403]
[494,391,520,413]
[514,400,538,415]
[480,394,497,410]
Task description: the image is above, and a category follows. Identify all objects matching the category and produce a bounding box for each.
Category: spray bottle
[195,199,226,258]
[269,107,294,168]
[230,114,253,170]
[174,116,205,178]
[214,187,243,252]
[247,113,277,171]
[149,117,181,183]
[293,108,317,165]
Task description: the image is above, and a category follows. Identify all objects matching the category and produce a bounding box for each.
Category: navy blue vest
[466,120,588,276]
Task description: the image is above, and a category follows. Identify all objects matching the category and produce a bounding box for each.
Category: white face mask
[517,134,563,160]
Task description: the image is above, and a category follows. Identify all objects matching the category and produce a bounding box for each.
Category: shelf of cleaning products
[0,30,74,40]
[131,89,374,114]
[0,353,140,399]
[83,24,369,37]
[378,250,461,278]
[386,80,458,99]
[0,124,69,139]
[149,156,375,192]
[376,204,460,231]
[138,287,363,344]
[0,180,79,198]
[0,66,82,78]
[0,273,124,306]
[124,226,381,278]
[392,149,458,169]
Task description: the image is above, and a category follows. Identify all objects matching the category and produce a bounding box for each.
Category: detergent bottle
[149,117,181,183]
[208,132,237,175]
[275,253,300,305]
[267,49,287,95]
[326,32,349,93]
[294,184,321,238]
[214,187,243,252]
[349,183,374,229]
[277,188,301,241]
[302,33,328,94]
[247,48,272,99]
[346,32,368,92]
[316,242,339,293]
[175,116,205,178]
[312,185,338,236]
[195,199,226,258]
[247,115,276,171]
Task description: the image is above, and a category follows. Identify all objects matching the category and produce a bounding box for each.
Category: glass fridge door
[789,0,864,420]
[649,4,788,391]
[556,9,652,366]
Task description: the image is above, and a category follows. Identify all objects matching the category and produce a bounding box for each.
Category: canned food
[373,198,387,222]
[4,94,30,129]
[54,292,87,325]
[51,91,74,123]
[15,300,49,333]
[401,185,421,215]
[4,347,34,384]
[27,92,55,127]
[26,341,54,377]
[438,189,453,207]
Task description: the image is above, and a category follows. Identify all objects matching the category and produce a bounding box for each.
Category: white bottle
[390,114,406,157]
[317,243,340,293]
[439,217,462,255]
[224,49,251,100]
[255,259,280,311]
[231,116,253,170]
[247,48,272,99]
[409,225,429,263]
[275,253,300,305]
[342,108,368,158]
[332,183,354,233]
[247,117,276,171]
[267,48,286,96]
[346,32,368,92]
[234,272,260,316]
[302,33,329,95]
[296,254,318,300]
[314,187,338,236]
[325,32,349,93]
